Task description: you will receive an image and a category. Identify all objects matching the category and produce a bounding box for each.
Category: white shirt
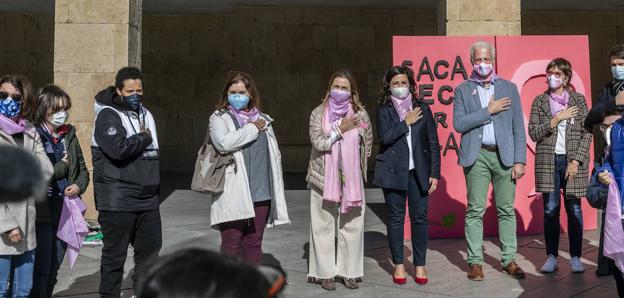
[555,119,567,154]
[407,126,414,170]
[476,84,496,145]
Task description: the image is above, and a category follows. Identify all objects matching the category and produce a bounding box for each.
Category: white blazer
[208,110,290,228]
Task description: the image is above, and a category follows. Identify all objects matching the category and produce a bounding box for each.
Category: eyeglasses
[546,70,564,78]
[0,91,23,103]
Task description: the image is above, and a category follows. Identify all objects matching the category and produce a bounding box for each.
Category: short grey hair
[470,41,496,62]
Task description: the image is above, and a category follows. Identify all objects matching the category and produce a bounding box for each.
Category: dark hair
[216,71,261,110]
[138,248,272,298]
[322,69,365,111]
[31,85,72,125]
[379,60,418,104]
[604,109,621,118]
[115,66,144,90]
[609,44,624,61]
[0,74,34,120]
[546,58,573,90]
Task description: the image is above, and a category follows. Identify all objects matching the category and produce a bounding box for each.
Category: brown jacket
[528,91,592,198]
[306,104,373,191]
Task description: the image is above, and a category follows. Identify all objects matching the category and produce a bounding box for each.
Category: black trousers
[98,209,162,298]
[382,170,429,266]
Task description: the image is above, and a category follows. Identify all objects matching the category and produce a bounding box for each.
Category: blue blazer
[373,98,441,191]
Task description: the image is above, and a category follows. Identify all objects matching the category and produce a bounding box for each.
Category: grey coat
[0,122,53,255]
[452,79,527,168]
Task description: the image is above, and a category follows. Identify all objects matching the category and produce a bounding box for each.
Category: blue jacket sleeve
[376,105,409,146]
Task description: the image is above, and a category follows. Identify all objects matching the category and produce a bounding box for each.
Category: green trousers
[464,149,517,266]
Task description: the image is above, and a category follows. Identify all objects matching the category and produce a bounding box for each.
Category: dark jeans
[382,170,429,266]
[30,222,67,298]
[542,154,583,257]
[219,200,271,265]
[98,209,162,298]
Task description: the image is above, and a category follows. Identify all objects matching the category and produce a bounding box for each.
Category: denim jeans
[31,222,67,298]
[542,154,583,257]
[382,171,429,266]
[0,250,35,298]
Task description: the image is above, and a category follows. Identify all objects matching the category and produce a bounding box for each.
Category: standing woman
[0,75,53,298]
[373,61,440,285]
[30,85,90,297]
[306,70,373,291]
[528,58,592,274]
[208,71,290,265]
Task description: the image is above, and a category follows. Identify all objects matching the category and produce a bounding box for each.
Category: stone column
[54,0,142,220]
[438,0,521,35]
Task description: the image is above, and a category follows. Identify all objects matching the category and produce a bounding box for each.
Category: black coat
[373,98,441,191]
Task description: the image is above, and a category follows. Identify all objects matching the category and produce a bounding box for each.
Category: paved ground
[53,186,618,297]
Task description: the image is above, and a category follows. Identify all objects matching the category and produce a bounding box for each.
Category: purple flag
[56,195,89,268]
[604,174,624,272]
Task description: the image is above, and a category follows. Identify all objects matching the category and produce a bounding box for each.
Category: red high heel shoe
[414,276,428,285]
[393,276,407,285]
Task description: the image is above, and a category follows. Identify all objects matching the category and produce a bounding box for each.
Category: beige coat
[0,122,53,255]
[306,104,373,191]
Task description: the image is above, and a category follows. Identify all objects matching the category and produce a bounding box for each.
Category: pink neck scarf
[228,105,260,127]
[468,70,499,84]
[548,90,570,117]
[390,93,413,121]
[603,172,624,273]
[328,94,351,123]
[322,104,364,214]
[0,114,26,135]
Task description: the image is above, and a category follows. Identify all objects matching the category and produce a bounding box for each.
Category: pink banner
[393,35,596,238]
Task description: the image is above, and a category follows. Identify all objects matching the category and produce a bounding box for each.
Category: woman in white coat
[0,74,52,297]
[208,71,290,265]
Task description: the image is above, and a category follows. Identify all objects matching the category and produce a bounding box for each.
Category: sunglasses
[0,91,23,102]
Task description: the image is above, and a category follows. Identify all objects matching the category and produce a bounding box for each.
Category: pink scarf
[468,70,499,84]
[322,104,363,214]
[604,173,624,273]
[0,114,26,135]
[228,105,260,127]
[57,195,89,268]
[548,90,570,117]
[328,93,351,123]
[390,93,413,121]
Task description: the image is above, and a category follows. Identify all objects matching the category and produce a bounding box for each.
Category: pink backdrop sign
[393,35,597,238]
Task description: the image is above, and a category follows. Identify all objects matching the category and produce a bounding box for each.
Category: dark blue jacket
[373,98,441,191]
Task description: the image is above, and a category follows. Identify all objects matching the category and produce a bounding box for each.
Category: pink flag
[56,195,89,268]
[604,174,624,272]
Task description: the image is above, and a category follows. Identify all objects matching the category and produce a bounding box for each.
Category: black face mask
[122,93,142,111]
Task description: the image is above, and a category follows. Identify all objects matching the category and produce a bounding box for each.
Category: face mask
[473,62,493,77]
[228,94,249,111]
[330,89,351,103]
[605,126,612,147]
[547,74,564,90]
[390,87,409,99]
[50,111,68,128]
[612,65,624,81]
[0,97,21,118]
[122,93,142,111]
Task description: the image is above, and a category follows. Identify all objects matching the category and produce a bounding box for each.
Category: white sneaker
[540,255,558,273]
[570,256,585,273]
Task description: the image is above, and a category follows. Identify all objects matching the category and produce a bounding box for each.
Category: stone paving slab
[53,189,617,297]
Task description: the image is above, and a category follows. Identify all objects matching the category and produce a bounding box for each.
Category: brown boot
[502,261,526,279]
[343,278,359,289]
[321,278,336,291]
[467,264,484,281]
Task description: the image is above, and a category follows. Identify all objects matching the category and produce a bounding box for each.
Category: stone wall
[0,14,53,89]
[522,11,624,100]
[142,7,438,172]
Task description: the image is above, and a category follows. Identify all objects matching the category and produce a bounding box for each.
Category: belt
[481,144,498,152]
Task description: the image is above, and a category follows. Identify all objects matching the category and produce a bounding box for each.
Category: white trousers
[307,187,365,279]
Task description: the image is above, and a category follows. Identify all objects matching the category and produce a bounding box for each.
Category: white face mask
[547,74,564,90]
[604,126,612,147]
[390,87,409,99]
[50,111,67,128]
[613,65,624,81]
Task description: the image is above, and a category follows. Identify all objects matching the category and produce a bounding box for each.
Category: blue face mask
[613,65,624,81]
[122,93,142,111]
[228,94,249,111]
[0,98,21,118]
